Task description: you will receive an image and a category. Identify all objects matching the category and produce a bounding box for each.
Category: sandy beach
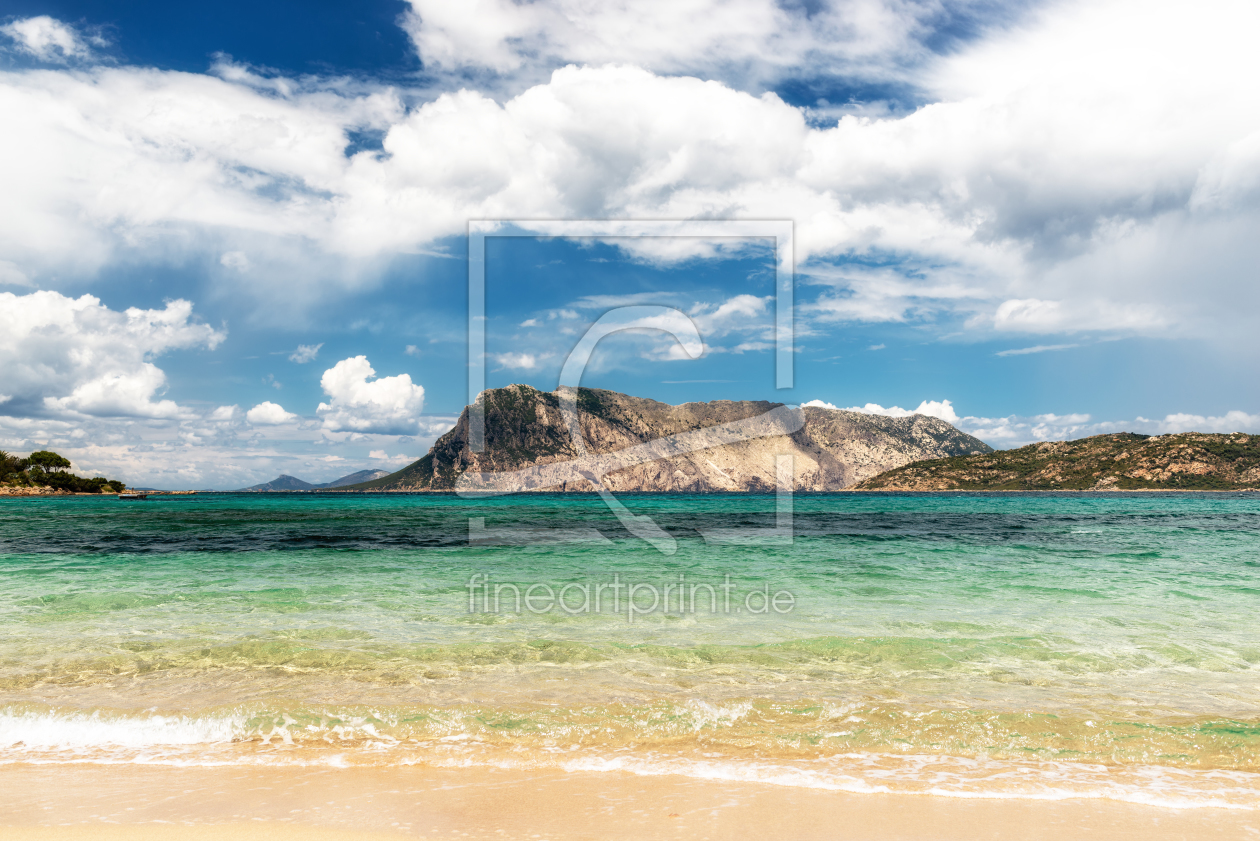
[3,764,1258,840]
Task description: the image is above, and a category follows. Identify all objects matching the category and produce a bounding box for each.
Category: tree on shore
[0,450,21,482]
[26,451,73,472]
[0,449,125,493]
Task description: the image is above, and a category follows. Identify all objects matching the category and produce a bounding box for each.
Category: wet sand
[2,764,1257,840]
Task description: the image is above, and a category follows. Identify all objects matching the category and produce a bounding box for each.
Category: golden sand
[2,764,1257,840]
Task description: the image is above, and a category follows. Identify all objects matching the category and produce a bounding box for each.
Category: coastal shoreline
[2,764,1257,840]
[4,488,1254,496]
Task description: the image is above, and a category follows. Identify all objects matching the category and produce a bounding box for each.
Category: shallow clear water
[2,492,1258,807]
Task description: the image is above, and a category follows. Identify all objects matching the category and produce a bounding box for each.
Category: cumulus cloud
[0,290,224,420]
[3,2,1260,343]
[1137,410,1260,435]
[398,0,998,88]
[1,16,104,63]
[317,356,425,435]
[289,343,323,363]
[804,398,960,423]
[492,352,541,370]
[978,412,1169,444]
[246,401,297,425]
[369,449,414,463]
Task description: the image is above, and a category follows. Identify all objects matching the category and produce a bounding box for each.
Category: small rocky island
[346,384,992,492]
[855,432,1260,491]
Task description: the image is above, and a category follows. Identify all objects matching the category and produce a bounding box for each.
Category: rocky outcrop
[855,432,1260,491]
[0,486,72,496]
[348,384,992,492]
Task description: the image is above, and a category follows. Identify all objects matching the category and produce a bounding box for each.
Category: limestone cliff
[855,432,1260,491]
[347,384,992,492]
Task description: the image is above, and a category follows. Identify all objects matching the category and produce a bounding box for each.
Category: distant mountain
[855,432,1260,491]
[236,474,317,492]
[235,469,390,492]
[342,384,992,492]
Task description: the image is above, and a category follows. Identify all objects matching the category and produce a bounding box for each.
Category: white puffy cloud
[954,411,1095,444]
[0,0,1257,347]
[804,398,960,423]
[45,365,179,419]
[399,0,992,88]
[317,356,426,435]
[1,0,1257,345]
[369,449,414,463]
[0,16,103,63]
[0,61,403,301]
[246,401,297,425]
[1138,411,1260,436]
[492,352,541,370]
[0,290,224,420]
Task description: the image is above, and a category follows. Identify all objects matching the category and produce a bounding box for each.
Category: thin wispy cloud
[996,343,1080,357]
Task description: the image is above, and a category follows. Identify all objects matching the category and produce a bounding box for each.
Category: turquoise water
[2,492,1259,807]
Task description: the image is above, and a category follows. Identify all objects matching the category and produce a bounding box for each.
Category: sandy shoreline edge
[3,764,1257,840]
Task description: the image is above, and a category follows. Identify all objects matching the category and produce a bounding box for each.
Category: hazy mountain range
[235,469,390,492]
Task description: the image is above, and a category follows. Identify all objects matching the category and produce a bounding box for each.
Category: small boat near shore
[118,492,149,500]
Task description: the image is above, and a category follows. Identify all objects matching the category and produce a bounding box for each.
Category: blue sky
[1,0,1258,488]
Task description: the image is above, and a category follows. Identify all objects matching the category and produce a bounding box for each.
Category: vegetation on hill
[855,432,1260,491]
[0,450,126,493]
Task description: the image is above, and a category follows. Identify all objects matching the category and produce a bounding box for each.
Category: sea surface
[1,492,1259,809]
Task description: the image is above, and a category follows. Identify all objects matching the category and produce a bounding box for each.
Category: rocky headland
[854,432,1260,491]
